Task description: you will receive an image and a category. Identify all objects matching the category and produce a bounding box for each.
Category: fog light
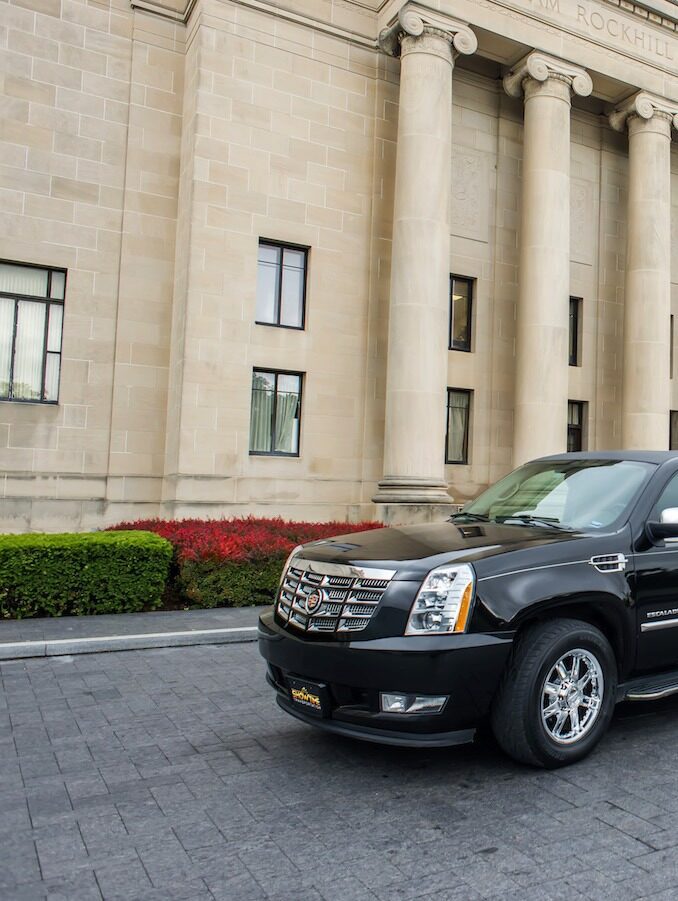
[380,693,448,715]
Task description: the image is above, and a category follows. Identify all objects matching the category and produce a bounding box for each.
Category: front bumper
[258,610,513,747]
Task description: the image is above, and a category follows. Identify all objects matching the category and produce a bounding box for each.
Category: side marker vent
[588,553,627,573]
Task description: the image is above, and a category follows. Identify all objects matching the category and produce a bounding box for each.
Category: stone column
[374,4,476,523]
[504,53,592,465]
[610,93,678,450]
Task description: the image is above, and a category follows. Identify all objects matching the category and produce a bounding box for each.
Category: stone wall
[1,0,677,529]
[0,0,182,530]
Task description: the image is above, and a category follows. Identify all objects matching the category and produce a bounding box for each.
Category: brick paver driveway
[2,643,678,901]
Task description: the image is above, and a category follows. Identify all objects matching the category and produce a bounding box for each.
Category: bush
[0,531,173,619]
[108,517,383,608]
[179,558,285,608]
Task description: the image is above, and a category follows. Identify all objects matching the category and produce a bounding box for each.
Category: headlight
[279,544,303,588]
[405,563,475,635]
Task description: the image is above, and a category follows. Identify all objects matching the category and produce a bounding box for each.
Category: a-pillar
[374,4,477,524]
[610,92,678,450]
[504,53,592,465]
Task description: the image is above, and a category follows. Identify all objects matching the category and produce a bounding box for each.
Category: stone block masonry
[2,0,678,529]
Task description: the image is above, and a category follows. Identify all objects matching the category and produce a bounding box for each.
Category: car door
[634,469,678,672]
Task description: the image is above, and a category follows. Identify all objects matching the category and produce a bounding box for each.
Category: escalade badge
[305,590,324,615]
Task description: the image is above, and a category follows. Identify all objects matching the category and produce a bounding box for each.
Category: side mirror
[647,507,678,544]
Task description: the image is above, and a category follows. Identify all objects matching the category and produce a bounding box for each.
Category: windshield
[454,459,655,531]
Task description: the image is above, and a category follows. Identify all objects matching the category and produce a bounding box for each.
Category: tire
[490,618,617,768]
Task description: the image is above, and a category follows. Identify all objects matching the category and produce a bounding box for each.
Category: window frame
[0,259,66,405]
[671,314,675,380]
[249,366,304,457]
[569,296,582,367]
[449,274,473,353]
[567,400,586,452]
[670,410,678,450]
[445,387,472,465]
[255,238,309,331]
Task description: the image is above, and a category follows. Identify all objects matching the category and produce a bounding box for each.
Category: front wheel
[490,618,617,768]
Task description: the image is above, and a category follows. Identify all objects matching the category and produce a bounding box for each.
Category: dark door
[634,471,678,671]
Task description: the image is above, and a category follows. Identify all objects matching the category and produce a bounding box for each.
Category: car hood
[297,521,590,581]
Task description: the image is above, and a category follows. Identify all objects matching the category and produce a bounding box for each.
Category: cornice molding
[130,0,192,22]
[377,2,477,58]
[503,51,593,99]
[130,0,377,45]
[609,90,678,130]
[129,0,678,42]
[608,0,678,33]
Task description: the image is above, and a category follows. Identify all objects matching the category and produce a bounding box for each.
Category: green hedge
[107,517,383,609]
[0,531,173,619]
[178,558,283,608]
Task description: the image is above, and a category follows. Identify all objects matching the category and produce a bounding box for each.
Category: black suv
[259,452,678,767]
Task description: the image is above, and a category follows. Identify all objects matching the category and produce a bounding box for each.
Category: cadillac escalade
[258,452,678,767]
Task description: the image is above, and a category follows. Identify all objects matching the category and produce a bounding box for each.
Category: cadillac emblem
[305,589,324,615]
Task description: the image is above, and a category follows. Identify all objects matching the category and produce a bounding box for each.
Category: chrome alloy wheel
[541,648,604,745]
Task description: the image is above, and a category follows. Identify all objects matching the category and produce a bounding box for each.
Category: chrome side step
[621,670,678,702]
[626,684,678,701]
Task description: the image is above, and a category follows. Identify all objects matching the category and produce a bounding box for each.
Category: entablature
[129,0,678,108]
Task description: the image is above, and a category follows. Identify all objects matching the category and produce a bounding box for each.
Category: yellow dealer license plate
[288,677,329,717]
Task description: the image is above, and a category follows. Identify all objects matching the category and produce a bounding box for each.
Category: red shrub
[107,516,382,565]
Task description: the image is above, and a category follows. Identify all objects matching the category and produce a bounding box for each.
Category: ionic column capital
[609,91,678,133]
[503,51,593,100]
[378,2,477,59]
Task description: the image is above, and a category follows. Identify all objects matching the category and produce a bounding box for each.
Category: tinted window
[250,369,303,455]
[255,241,307,329]
[446,389,471,464]
[0,261,65,403]
[449,276,472,351]
[461,459,654,531]
[651,472,678,522]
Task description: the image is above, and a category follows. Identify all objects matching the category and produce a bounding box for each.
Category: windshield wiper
[497,514,568,530]
[449,512,490,523]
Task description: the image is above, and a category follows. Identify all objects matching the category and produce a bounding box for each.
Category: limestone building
[2,0,678,530]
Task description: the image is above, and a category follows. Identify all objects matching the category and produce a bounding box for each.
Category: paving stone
[315,878,379,901]
[92,856,152,900]
[5,643,678,899]
[205,870,268,900]
[44,871,104,901]
[0,797,32,834]
[565,867,671,900]
[372,869,477,901]
[173,819,226,851]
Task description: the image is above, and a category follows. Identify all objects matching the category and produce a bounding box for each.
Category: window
[0,261,65,403]
[449,276,473,351]
[250,369,303,456]
[670,411,678,450]
[651,469,678,521]
[567,401,586,452]
[671,315,675,379]
[569,297,582,366]
[462,459,654,532]
[446,389,471,464]
[255,240,307,329]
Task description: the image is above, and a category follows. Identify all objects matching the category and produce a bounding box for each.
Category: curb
[0,625,259,661]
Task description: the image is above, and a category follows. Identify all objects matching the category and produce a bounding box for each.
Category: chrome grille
[338,616,371,632]
[276,557,396,635]
[359,578,390,589]
[351,590,383,603]
[343,603,377,617]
